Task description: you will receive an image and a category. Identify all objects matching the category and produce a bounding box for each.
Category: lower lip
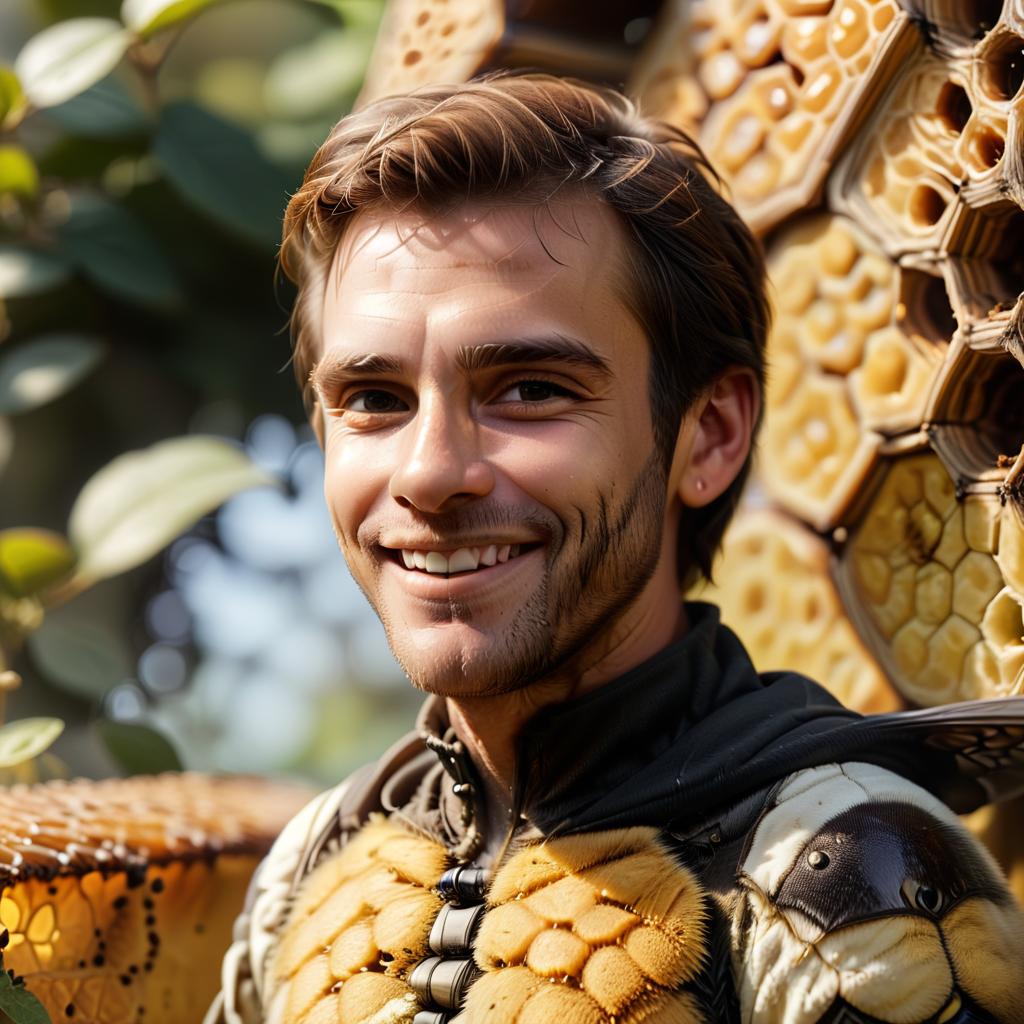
[382,547,544,600]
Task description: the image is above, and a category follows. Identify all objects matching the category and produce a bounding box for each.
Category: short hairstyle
[280,72,770,588]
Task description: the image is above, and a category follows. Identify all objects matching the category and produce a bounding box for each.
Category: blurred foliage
[0,0,391,827]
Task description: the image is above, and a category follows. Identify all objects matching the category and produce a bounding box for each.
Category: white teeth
[448,548,479,573]
[424,552,448,574]
[398,544,528,573]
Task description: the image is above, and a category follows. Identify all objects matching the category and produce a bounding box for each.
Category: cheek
[322,436,391,538]
[486,422,628,504]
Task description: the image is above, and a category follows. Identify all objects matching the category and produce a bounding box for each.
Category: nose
[389,393,494,513]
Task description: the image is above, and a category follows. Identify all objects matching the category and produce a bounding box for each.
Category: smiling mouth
[384,543,540,577]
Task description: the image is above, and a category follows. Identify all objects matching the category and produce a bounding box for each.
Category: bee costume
[205,604,1024,1024]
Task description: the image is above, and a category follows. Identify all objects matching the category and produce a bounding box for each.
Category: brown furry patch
[943,897,1024,1022]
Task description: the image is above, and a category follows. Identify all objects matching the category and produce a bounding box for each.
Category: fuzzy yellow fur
[473,826,708,1023]
[269,817,448,1024]
[269,819,708,1023]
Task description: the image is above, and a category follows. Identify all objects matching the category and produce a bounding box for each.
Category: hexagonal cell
[849,327,938,433]
[693,508,900,712]
[632,0,916,233]
[838,452,1021,703]
[977,25,1024,102]
[941,256,1023,334]
[980,586,1024,691]
[830,54,968,254]
[763,214,945,523]
[761,369,881,530]
[926,344,1024,484]
[898,266,959,344]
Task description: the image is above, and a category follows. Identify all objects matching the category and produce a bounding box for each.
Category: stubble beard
[370,450,669,697]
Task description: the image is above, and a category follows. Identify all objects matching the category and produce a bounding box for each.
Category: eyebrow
[310,352,404,397]
[310,334,612,396]
[455,335,611,376]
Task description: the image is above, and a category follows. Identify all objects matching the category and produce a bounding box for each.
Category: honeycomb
[838,453,1024,705]
[357,0,504,105]
[761,212,944,530]
[632,0,917,232]
[697,509,901,713]
[0,774,308,1024]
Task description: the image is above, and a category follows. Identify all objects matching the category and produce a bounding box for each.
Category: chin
[389,621,539,698]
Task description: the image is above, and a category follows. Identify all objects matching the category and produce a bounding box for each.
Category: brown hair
[280,72,769,587]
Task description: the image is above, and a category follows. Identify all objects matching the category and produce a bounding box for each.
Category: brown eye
[500,380,575,403]
[346,390,407,413]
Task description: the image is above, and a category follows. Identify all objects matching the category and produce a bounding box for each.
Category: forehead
[320,198,639,348]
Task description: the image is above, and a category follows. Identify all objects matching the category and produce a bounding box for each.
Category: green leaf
[121,0,223,38]
[0,718,64,768]
[68,435,277,583]
[0,968,52,1024]
[14,18,131,110]
[27,613,132,699]
[58,193,181,309]
[264,29,370,121]
[0,247,71,299]
[0,66,27,129]
[0,146,39,199]
[153,101,294,247]
[97,719,182,774]
[45,74,150,138]
[0,529,76,598]
[0,334,105,414]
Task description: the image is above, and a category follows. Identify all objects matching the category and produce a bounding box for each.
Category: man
[207,74,1024,1024]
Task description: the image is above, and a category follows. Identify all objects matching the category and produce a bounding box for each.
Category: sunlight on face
[315,200,674,696]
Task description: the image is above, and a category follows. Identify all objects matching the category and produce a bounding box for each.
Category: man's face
[315,199,678,697]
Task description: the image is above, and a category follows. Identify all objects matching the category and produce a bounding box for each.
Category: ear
[668,367,760,508]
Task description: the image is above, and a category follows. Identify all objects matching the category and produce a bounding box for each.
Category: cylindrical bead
[409,956,480,1010]
[429,903,485,955]
[438,865,488,905]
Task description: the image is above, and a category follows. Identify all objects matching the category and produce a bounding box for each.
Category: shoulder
[203,726,428,1024]
[734,761,1024,1024]
[203,779,357,1024]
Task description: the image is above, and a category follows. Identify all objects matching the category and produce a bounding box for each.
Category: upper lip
[379,537,542,552]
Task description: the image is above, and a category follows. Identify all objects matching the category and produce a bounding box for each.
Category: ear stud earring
[695,478,706,492]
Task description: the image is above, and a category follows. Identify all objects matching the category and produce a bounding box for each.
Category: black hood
[412,602,1024,847]
[500,602,1024,834]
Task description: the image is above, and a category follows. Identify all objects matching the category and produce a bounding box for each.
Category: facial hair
[364,448,668,697]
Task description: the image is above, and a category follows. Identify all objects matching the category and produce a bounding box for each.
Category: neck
[445,601,689,859]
